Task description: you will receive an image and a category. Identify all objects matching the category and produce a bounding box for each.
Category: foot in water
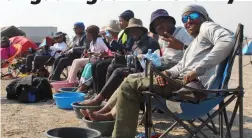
[78,94,105,106]
[87,110,114,121]
[80,109,90,118]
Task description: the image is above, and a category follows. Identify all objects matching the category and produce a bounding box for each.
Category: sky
[1,0,252,38]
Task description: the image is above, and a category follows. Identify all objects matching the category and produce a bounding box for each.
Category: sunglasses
[182,12,200,23]
[73,28,79,31]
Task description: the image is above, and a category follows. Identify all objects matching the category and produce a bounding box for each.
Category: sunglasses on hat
[182,12,200,23]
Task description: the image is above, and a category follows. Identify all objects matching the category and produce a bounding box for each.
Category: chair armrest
[150,65,242,94]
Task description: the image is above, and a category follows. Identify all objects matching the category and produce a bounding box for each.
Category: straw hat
[105,20,121,33]
[124,18,148,34]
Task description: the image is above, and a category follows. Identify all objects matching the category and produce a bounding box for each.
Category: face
[108,30,119,38]
[128,27,144,40]
[153,17,175,36]
[119,17,128,29]
[73,26,84,35]
[182,12,205,37]
[86,32,93,41]
[54,35,63,43]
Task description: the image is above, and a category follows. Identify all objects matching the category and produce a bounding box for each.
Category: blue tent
[243,40,252,55]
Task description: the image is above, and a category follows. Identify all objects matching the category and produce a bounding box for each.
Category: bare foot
[77,84,88,92]
[80,109,90,118]
[78,94,104,106]
[87,110,114,121]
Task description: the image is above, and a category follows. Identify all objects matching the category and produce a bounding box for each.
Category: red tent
[9,36,38,55]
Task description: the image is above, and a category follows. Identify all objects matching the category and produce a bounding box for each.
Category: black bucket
[46,127,101,138]
[71,102,104,119]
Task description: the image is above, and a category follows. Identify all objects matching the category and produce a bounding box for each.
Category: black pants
[101,61,178,99]
[51,53,81,80]
[101,67,133,99]
[106,63,127,81]
[92,58,113,93]
[26,54,52,72]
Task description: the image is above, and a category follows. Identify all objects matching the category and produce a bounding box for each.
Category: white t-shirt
[90,37,108,53]
[50,42,68,58]
[159,27,193,63]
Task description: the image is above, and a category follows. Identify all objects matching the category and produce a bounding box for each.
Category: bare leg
[80,109,90,118]
[78,94,105,106]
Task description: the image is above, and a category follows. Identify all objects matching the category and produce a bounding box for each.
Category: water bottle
[151,53,162,67]
[145,49,152,60]
[126,55,134,67]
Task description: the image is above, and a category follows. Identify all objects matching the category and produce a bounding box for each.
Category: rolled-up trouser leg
[112,73,183,138]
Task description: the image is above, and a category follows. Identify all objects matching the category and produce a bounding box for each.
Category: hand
[161,32,184,50]
[137,54,145,60]
[67,49,73,54]
[99,50,107,58]
[183,71,197,84]
[156,71,171,86]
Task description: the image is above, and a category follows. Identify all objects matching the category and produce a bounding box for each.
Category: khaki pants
[111,73,183,138]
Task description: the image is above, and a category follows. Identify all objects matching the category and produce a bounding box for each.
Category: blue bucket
[53,92,85,109]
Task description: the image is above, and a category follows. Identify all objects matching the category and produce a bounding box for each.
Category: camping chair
[142,23,244,138]
[1,44,23,78]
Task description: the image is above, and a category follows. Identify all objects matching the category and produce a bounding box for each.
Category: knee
[113,68,123,76]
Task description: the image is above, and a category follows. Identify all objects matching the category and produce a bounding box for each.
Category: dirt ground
[1,56,252,138]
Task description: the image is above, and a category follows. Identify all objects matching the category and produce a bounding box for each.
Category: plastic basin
[46,127,101,138]
[51,81,76,92]
[59,87,86,93]
[71,102,104,119]
[82,117,115,136]
[53,92,85,109]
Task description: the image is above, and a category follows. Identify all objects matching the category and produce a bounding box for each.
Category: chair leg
[228,98,239,129]
[159,121,178,138]
[188,121,209,138]
[223,108,232,138]
[219,108,224,138]
[239,94,244,138]
[145,94,152,138]
[207,113,218,134]
[198,118,218,135]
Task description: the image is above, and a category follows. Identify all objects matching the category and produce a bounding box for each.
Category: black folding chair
[142,23,244,138]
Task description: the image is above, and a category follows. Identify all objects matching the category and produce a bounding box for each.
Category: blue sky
[1,0,252,38]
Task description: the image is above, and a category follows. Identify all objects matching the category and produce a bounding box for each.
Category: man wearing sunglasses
[50,22,90,81]
[109,4,235,138]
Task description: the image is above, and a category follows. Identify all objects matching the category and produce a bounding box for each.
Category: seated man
[80,9,192,108]
[49,22,90,81]
[103,4,234,138]
[25,32,67,73]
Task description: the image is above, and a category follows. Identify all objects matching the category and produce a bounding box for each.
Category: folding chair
[143,23,244,138]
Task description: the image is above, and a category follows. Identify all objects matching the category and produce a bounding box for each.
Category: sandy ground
[1,56,252,138]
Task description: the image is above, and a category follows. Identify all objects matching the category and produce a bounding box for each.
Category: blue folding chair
[143,24,244,138]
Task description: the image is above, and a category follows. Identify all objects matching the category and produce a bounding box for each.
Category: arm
[192,22,235,76]
[109,36,134,51]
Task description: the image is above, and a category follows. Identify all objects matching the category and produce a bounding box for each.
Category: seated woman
[1,37,16,61]
[25,32,67,73]
[66,25,108,85]
[89,20,121,93]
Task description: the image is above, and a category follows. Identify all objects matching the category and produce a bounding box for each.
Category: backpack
[6,76,53,103]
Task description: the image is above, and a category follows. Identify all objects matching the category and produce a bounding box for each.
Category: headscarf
[182,4,213,22]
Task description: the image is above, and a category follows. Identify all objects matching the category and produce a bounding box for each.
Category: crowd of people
[2,4,236,138]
